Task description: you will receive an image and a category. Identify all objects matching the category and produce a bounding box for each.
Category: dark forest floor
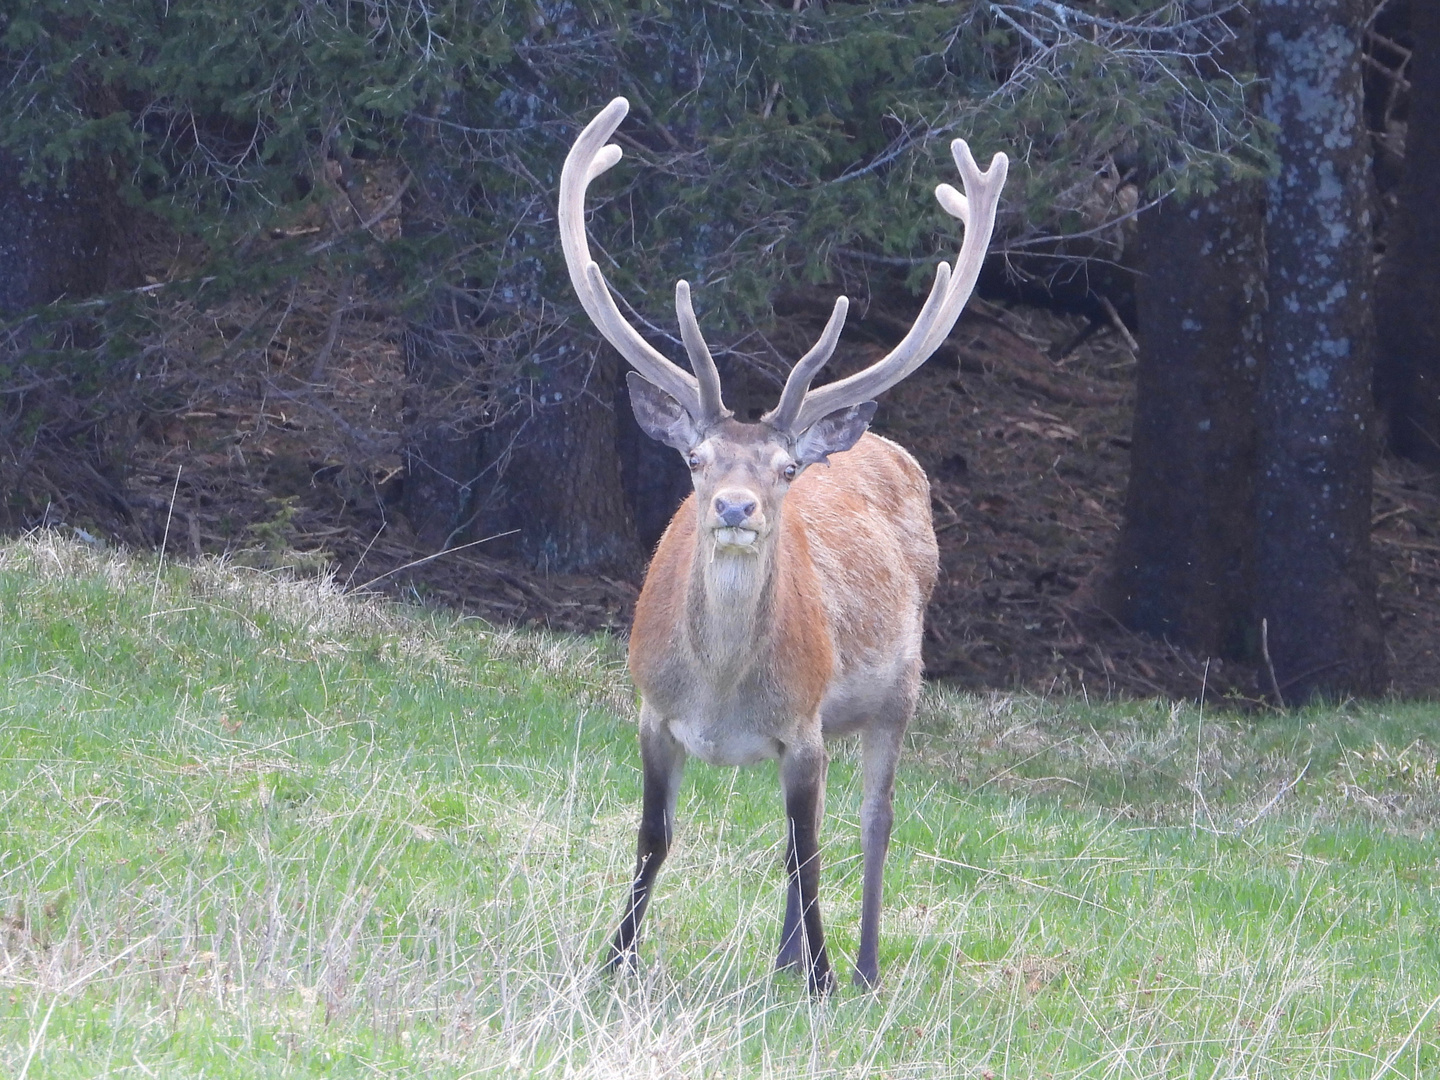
[52,281,1440,704]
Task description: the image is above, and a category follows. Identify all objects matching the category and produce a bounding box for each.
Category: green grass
[2,533,1439,1078]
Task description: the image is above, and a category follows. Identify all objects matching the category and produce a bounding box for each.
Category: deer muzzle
[710,492,762,549]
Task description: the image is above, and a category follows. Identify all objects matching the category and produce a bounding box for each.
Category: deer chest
[667,711,782,766]
[654,678,795,766]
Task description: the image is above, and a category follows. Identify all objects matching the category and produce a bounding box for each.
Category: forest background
[1,0,1435,705]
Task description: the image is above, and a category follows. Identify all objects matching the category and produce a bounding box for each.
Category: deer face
[684,420,792,552]
[628,373,877,553]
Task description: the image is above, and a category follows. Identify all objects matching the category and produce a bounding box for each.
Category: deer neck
[685,528,781,684]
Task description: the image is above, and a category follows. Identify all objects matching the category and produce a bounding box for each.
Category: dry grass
[2,534,1439,1078]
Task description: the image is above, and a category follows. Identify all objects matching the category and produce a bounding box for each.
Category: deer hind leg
[607,710,685,971]
[778,737,833,994]
[853,716,907,989]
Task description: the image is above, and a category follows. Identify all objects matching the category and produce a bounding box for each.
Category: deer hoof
[852,962,880,991]
[807,964,836,997]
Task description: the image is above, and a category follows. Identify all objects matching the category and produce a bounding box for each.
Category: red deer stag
[561,98,1006,992]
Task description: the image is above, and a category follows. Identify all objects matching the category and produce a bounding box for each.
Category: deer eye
[687,452,702,471]
[782,463,798,481]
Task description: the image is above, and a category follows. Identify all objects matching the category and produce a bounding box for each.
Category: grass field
[2,533,1439,1078]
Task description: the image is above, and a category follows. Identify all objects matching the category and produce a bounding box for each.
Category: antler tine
[559,97,706,418]
[781,141,1008,436]
[761,296,849,432]
[675,281,730,424]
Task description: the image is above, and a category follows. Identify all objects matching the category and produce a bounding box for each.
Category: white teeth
[714,527,758,548]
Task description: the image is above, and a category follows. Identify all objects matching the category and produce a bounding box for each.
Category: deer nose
[714,495,757,527]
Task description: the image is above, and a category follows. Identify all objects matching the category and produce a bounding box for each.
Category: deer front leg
[854,722,904,989]
[776,742,827,973]
[777,748,823,979]
[779,738,833,995]
[607,709,685,971]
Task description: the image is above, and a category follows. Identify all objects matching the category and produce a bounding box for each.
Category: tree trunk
[1106,183,1265,657]
[401,319,651,577]
[0,152,113,315]
[394,135,492,554]
[399,313,487,552]
[474,342,645,577]
[1375,0,1440,463]
[1253,0,1386,700]
[396,84,653,577]
[1106,9,1264,660]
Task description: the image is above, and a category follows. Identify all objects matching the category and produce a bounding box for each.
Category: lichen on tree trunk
[1253,0,1386,700]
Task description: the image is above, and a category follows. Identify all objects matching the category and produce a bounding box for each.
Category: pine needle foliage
[1,0,1268,303]
[0,1,1269,487]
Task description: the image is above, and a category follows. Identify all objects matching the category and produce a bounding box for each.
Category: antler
[559,97,730,426]
[764,140,1009,436]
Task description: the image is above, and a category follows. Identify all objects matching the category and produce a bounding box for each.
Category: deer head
[559,98,1007,555]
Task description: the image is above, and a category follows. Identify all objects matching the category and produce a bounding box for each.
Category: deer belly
[820,653,917,736]
[667,714,781,767]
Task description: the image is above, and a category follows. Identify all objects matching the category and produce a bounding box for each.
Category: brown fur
[630,431,936,742]
[617,428,936,990]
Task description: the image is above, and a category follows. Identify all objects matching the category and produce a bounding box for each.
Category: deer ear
[627,372,704,452]
[794,401,877,466]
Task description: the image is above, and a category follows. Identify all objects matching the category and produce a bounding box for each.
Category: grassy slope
[1,534,1438,1078]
